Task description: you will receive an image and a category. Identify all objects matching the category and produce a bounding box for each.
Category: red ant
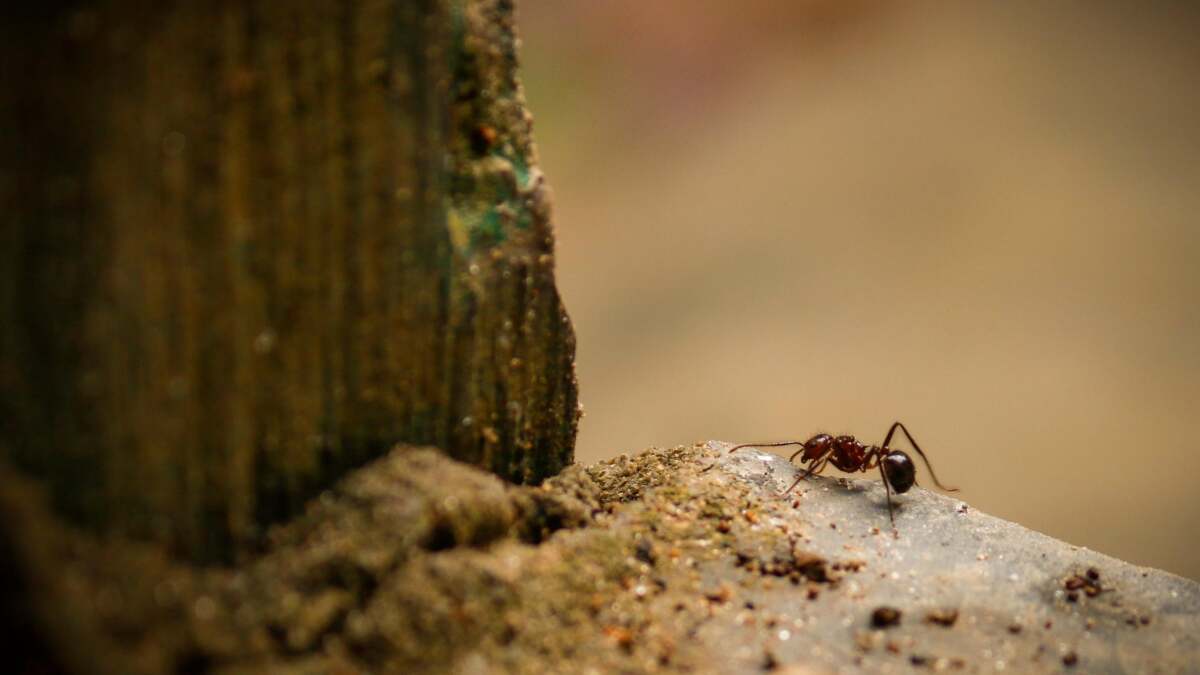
[710,422,958,524]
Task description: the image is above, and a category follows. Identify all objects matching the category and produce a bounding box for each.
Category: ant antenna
[727,441,806,454]
[701,440,806,473]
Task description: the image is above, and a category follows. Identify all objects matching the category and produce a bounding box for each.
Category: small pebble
[635,539,656,564]
[871,606,902,629]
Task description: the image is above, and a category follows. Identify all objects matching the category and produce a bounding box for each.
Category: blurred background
[517,0,1200,580]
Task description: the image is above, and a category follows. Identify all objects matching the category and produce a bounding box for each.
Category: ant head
[882,451,916,494]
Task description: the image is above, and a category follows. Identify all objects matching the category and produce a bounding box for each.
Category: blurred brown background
[517,1,1200,580]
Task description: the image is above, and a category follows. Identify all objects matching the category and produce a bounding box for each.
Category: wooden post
[0,0,578,562]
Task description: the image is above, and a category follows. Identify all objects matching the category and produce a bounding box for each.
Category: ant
[708,421,958,524]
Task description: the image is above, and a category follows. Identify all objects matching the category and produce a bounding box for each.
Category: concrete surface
[701,440,1200,673]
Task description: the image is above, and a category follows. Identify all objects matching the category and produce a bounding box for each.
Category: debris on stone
[8,441,1199,674]
[870,606,902,628]
[924,608,959,627]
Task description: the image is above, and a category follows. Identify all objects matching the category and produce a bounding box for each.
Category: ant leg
[878,458,895,525]
[701,440,806,472]
[783,455,830,495]
[882,422,959,492]
[863,449,880,469]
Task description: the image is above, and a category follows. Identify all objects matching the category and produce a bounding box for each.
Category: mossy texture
[0,443,849,674]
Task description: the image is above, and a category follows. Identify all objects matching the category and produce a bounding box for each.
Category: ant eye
[883,452,916,494]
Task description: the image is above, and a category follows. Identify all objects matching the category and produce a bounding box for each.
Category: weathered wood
[0,0,577,562]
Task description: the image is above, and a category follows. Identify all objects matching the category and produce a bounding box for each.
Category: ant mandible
[710,421,958,524]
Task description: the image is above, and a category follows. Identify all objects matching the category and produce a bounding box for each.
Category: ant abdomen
[881,452,916,493]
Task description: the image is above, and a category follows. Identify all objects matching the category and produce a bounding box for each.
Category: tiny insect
[709,421,958,524]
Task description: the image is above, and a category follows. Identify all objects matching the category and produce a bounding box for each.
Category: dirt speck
[925,608,958,627]
[871,606,902,628]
